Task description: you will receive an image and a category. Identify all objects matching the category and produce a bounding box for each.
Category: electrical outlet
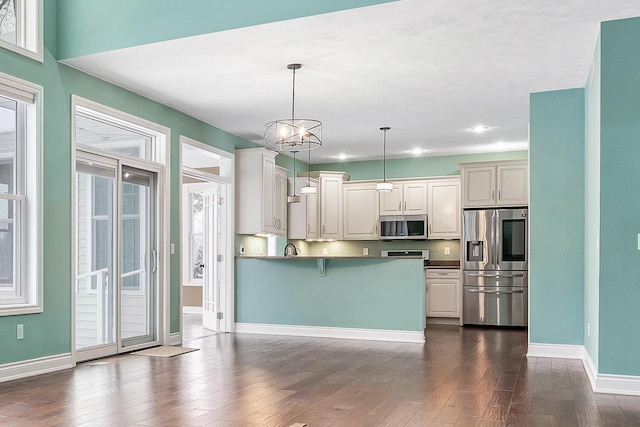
[170,243,175,254]
[17,324,23,340]
[322,248,328,255]
[444,247,450,256]
[363,248,369,256]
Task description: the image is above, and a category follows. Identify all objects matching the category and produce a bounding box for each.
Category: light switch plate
[363,248,369,256]
[444,247,450,255]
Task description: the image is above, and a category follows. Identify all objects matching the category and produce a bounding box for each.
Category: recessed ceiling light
[410,148,424,155]
[469,125,490,133]
[337,153,349,160]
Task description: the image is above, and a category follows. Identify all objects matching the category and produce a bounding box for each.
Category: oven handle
[467,273,525,278]
[467,288,525,294]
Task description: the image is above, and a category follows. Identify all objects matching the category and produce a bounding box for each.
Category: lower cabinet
[425,269,460,317]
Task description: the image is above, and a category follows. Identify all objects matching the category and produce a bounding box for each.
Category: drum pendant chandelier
[264,63,322,152]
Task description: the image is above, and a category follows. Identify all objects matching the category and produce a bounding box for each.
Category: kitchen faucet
[284,243,298,256]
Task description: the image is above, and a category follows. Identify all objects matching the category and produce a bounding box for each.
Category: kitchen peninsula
[235,256,425,343]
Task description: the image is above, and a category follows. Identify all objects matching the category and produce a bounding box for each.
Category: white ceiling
[63,0,640,164]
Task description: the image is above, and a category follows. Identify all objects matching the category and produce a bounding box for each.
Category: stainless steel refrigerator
[462,208,528,327]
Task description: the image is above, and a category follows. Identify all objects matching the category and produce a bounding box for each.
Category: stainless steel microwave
[379,214,428,240]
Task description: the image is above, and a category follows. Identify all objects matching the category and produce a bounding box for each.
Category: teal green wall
[598,17,640,376]
[584,33,601,368]
[312,151,528,180]
[529,89,585,345]
[236,258,424,331]
[56,0,395,59]
[0,2,255,365]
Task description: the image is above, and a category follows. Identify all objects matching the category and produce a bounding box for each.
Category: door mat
[130,346,198,358]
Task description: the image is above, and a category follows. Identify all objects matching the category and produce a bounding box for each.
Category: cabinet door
[426,280,459,317]
[428,180,460,239]
[306,184,319,239]
[497,165,528,206]
[343,183,379,240]
[379,184,403,215]
[287,178,306,239]
[261,155,276,232]
[274,168,287,236]
[320,176,342,239]
[463,166,496,208]
[403,181,428,214]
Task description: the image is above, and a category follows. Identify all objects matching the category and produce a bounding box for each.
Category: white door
[201,184,219,331]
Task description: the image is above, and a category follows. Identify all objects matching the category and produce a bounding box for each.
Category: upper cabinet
[319,173,344,240]
[287,177,318,240]
[343,182,380,240]
[460,160,528,208]
[235,148,288,236]
[287,171,348,241]
[379,180,428,215]
[427,178,460,239]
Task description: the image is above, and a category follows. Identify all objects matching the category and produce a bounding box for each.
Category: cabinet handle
[404,201,407,211]
[322,225,326,234]
[308,224,311,234]
[498,189,502,200]
[429,224,432,235]
[273,217,276,227]
[398,201,401,211]
[491,190,495,201]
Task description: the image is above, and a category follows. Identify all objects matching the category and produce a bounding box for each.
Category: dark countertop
[424,260,461,269]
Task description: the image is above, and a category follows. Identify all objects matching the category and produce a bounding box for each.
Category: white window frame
[0,0,43,62]
[0,70,43,316]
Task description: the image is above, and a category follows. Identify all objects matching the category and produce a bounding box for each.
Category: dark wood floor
[1,325,639,426]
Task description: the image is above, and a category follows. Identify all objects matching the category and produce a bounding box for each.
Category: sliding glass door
[75,152,159,361]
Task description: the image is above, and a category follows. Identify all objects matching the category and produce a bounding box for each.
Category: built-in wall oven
[462,208,528,327]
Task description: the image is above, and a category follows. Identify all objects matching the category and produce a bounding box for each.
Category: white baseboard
[529,342,640,396]
[583,350,598,390]
[594,373,640,396]
[168,332,182,346]
[527,343,585,359]
[235,323,425,343]
[0,353,73,384]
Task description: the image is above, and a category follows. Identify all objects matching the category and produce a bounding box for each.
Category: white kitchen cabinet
[460,160,528,208]
[425,269,460,317]
[235,148,288,235]
[343,182,379,240]
[379,180,428,215]
[287,177,318,240]
[319,173,343,239]
[274,166,288,236]
[427,178,460,239]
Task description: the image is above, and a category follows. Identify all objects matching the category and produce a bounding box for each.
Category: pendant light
[265,63,322,152]
[301,147,317,195]
[288,151,301,203]
[376,127,393,192]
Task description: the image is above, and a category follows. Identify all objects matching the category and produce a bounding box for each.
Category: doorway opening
[180,137,234,342]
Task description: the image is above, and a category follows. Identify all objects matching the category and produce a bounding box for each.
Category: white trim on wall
[528,342,640,396]
[527,343,585,359]
[0,353,73,383]
[236,323,425,343]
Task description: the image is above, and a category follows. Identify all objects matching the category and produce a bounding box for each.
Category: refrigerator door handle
[467,273,525,278]
[467,288,525,294]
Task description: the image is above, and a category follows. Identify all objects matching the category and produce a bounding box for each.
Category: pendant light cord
[291,67,296,121]
[381,127,390,183]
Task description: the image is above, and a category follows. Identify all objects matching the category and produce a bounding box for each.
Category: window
[0,71,42,315]
[0,0,42,62]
